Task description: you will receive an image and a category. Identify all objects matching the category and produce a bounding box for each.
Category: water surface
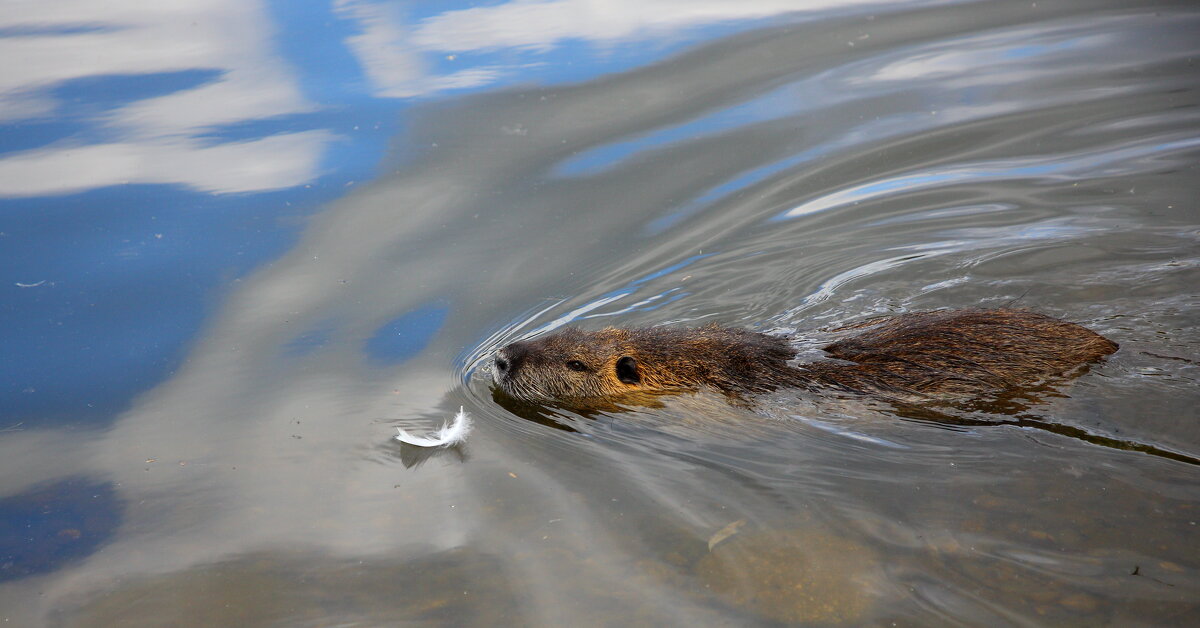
[1,0,1198,625]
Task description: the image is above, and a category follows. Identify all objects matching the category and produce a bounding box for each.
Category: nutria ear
[616,356,640,385]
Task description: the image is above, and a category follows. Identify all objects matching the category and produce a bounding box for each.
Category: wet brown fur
[492,309,1118,405]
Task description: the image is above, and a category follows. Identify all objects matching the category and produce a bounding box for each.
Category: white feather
[394,407,472,447]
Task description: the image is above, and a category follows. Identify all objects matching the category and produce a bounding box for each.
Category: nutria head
[493,327,641,401]
[492,325,801,404]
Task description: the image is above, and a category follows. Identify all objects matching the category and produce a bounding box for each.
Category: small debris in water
[708,519,746,551]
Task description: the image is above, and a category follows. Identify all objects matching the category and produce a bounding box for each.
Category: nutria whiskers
[491,309,1117,405]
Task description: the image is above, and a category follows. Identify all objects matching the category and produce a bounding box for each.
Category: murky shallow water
[2,0,1198,625]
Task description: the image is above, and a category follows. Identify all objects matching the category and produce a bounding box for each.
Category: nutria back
[492,309,1117,405]
[804,309,1118,399]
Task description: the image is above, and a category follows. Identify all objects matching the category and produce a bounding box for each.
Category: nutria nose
[494,342,528,379]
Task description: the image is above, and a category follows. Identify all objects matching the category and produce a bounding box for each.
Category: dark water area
[2,0,1198,625]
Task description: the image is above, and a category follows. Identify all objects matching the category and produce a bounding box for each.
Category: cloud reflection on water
[0,0,928,198]
[0,0,328,196]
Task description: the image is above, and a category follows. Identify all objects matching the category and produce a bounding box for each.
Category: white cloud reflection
[412,0,897,52]
[0,0,948,198]
[339,0,936,98]
[0,0,329,197]
[0,131,336,196]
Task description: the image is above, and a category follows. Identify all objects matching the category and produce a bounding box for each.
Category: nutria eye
[565,360,588,372]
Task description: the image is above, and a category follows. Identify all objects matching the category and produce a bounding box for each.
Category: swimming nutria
[492,309,1117,405]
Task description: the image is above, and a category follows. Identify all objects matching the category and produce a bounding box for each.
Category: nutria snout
[492,309,1118,405]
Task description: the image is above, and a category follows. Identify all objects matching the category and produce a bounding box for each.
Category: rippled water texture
[2,0,1198,625]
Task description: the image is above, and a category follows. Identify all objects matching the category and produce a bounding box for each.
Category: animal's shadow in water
[895,403,1200,466]
[492,382,1200,467]
[490,386,676,433]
